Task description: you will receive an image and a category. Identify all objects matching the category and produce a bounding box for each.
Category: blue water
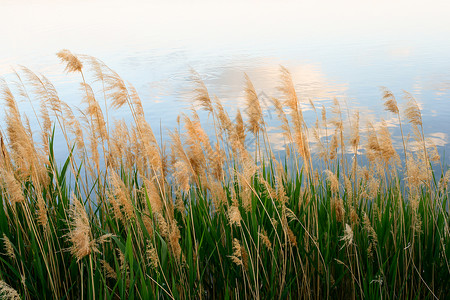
[1,0,450,167]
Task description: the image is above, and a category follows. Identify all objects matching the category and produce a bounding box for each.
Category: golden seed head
[2,234,15,260]
[146,243,159,269]
[191,69,213,113]
[287,228,298,247]
[340,224,354,248]
[404,93,422,126]
[380,87,399,114]
[1,171,25,204]
[229,238,245,267]
[324,170,340,194]
[332,197,345,223]
[56,49,83,73]
[227,203,242,227]
[66,193,95,262]
[0,280,20,300]
[259,229,272,251]
[244,74,263,135]
[101,260,117,280]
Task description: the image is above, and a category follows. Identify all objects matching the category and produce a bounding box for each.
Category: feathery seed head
[259,229,272,251]
[1,171,25,204]
[146,243,159,269]
[350,207,359,226]
[191,69,213,113]
[324,170,339,194]
[287,228,298,247]
[244,74,263,135]
[0,280,20,300]
[228,202,242,227]
[229,238,247,267]
[168,221,182,259]
[279,66,299,112]
[67,193,95,262]
[340,224,354,248]
[101,260,117,280]
[380,87,399,114]
[363,213,378,245]
[36,193,48,228]
[2,234,15,260]
[332,196,345,223]
[404,92,422,126]
[57,49,83,73]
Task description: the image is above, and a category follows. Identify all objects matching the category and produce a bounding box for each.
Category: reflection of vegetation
[0,50,448,299]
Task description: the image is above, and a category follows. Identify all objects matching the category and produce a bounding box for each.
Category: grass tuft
[0,51,448,299]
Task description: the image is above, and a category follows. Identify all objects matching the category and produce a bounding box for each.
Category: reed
[0,50,448,299]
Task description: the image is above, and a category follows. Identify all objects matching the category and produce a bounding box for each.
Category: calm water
[1,0,450,165]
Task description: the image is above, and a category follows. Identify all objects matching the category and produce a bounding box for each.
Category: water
[1,0,450,165]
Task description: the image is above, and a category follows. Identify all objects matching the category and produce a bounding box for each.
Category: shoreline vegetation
[0,49,449,299]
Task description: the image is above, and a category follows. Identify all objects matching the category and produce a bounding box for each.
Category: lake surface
[1,0,450,165]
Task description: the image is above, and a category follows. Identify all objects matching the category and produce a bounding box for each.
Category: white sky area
[1,0,450,63]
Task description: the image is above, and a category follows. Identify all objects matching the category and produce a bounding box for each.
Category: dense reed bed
[0,50,449,299]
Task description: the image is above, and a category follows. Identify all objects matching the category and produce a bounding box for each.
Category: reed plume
[101,260,117,280]
[231,109,246,151]
[2,234,15,260]
[272,97,292,142]
[366,122,381,163]
[378,120,399,166]
[228,199,242,227]
[259,229,272,251]
[279,67,311,170]
[1,170,25,204]
[146,243,159,269]
[1,80,36,178]
[173,160,191,193]
[244,74,263,135]
[66,193,95,262]
[56,49,83,73]
[229,238,246,267]
[20,67,62,115]
[324,170,340,194]
[350,111,360,151]
[36,193,48,228]
[191,69,213,114]
[109,171,135,221]
[340,224,354,248]
[81,82,107,139]
[142,178,162,214]
[39,99,52,154]
[213,96,232,134]
[90,61,129,109]
[363,213,378,257]
[332,196,345,223]
[381,87,399,114]
[404,92,422,127]
[0,280,20,300]
[168,221,182,259]
[279,66,299,113]
[183,113,207,176]
[61,101,85,151]
[381,88,409,172]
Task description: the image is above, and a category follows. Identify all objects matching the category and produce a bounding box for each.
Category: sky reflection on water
[1,0,450,164]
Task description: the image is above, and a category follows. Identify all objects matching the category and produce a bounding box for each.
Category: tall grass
[0,50,448,299]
